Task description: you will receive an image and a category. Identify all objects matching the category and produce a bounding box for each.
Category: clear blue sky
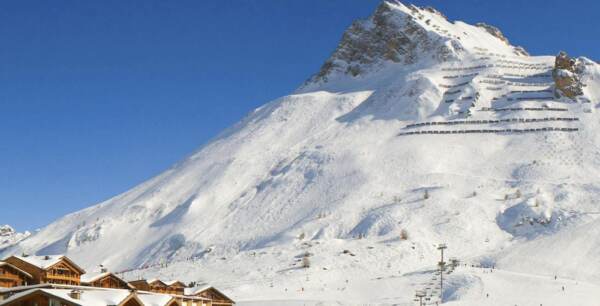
[1,0,598,232]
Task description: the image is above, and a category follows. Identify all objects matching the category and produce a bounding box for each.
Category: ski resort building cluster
[0,255,234,306]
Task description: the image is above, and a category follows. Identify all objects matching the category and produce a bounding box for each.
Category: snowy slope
[4,1,600,305]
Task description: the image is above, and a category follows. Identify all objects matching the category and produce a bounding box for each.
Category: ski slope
[3,1,600,305]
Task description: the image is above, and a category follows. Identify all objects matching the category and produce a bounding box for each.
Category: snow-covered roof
[11,255,63,269]
[137,292,174,306]
[80,271,111,283]
[0,288,132,306]
[184,284,215,296]
[8,255,85,273]
[147,279,167,286]
[164,280,185,287]
[0,261,33,279]
[184,285,233,302]
[0,283,52,294]
[0,286,195,306]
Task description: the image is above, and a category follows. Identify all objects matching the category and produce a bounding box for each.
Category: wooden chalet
[186,286,235,306]
[148,279,169,294]
[81,270,132,290]
[129,279,187,295]
[164,281,186,295]
[0,286,199,306]
[0,255,232,306]
[3,255,85,286]
[0,262,32,288]
[128,279,150,291]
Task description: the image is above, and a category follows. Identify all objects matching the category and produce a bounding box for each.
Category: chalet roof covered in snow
[7,255,86,273]
[0,261,33,279]
[0,288,132,306]
[0,286,208,306]
[80,271,111,283]
[136,292,174,306]
[164,280,186,287]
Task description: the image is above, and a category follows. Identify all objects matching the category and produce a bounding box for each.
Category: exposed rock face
[476,23,509,44]
[476,23,529,56]
[310,2,452,83]
[553,51,583,98]
[305,1,531,86]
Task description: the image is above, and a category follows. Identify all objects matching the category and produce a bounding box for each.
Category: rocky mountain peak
[306,1,460,84]
[305,1,530,86]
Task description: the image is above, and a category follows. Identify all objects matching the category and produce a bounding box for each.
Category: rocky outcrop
[476,23,529,56]
[309,2,454,83]
[553,51,583,98]
[476,23,509,44]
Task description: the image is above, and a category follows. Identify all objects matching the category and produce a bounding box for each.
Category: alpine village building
[0,255,234,306]
[3,255,84,286]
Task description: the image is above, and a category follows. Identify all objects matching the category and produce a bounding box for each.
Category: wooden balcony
[44,273,81,285]
[0,274,23,282]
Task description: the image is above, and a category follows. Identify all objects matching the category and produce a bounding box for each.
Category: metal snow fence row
[404,117,579,129]
[510,89,553,94]
[398,127,579,136]
[483,52,508,58]
[480,80,552,87]
[508,82,554,87]
[480,79,506,85]
[505,72,552,78]
[441,64,491,72]
[442,72,479,79]
[516,96,554,101]
[439,81,471,88]
[484,73,552,80]
[494,64,552,70]
[496,59,549,67]
[480,106,568,112]
[445,89,461,95]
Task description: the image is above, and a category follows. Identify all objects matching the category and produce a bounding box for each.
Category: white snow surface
[4,1,600,305]
[0,225,30,251]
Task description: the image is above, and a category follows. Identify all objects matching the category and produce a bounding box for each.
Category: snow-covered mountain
[0,225,30,251]
[4,1,600,305]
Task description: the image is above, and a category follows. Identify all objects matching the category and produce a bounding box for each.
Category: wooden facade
[192,287,234,306]
[128,280,151,291]
[0,290,76,306]
[82,272,131,289]
[0,255,233,306]
[148,280,169,294]
[0,263,32,288]
[0,285,224,306]
[165,281,186,295]
[3,256,85,286]
[129,279,187,295]
[0,289,160,306]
